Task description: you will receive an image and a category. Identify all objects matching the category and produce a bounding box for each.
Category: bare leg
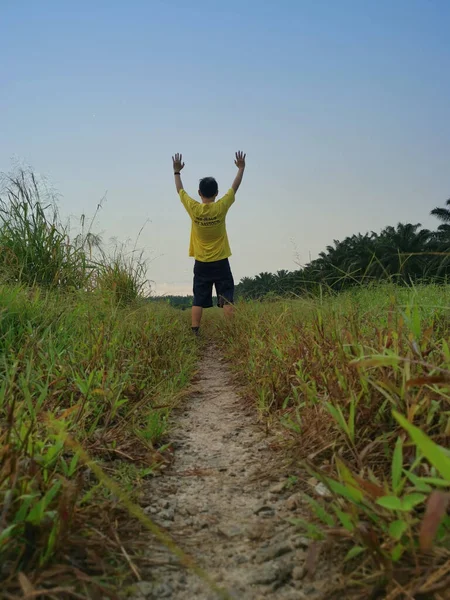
[192,305,203,327]
[223,304,234,319]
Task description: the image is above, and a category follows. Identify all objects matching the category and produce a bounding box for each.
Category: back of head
[199,177,218,199]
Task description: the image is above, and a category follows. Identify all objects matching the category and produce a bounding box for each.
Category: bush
[0,285,196,595]
[96,245,148,305]
[216,285,450,597]
[0,169,91,288]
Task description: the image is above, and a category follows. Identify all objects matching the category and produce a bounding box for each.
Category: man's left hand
[172,153,185,173]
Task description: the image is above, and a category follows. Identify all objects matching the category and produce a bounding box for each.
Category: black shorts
[193,258,234,309]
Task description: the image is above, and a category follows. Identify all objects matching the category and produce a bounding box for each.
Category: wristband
[174,172,180,175]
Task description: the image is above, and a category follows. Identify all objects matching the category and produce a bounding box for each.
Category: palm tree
[237,276,257,299]
[430,199,450,245]
[429,199,450,277]
[275,270,291,293]
[376,223,431,280]
[430,199,450,224]
[343,233,380,280]
[254,272,276,298]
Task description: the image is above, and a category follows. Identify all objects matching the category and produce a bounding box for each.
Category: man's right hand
[172,153,185,193]
[231,151,246,193]
[172,153,185,173]
[234,151,246,169]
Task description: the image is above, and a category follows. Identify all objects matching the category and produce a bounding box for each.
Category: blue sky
[2,0,450,294]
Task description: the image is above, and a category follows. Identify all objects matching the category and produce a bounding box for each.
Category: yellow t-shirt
[179,188,235,262]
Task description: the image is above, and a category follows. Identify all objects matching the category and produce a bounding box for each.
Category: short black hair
[199,177,218,198]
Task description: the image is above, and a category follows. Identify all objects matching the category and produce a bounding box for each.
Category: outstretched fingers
[234,150,246,167]
[172,153,185,170]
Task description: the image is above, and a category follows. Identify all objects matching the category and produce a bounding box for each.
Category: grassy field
[1,170,449,598]
[0,286,198,597]
[215,284,450,598]
[0,169,206,597]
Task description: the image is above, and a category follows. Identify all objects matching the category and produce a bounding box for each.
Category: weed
[217,284,450,597]
[0,169,91,288]
[0,285,197,595]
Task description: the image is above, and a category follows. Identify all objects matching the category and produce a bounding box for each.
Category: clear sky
[2,0,450,294]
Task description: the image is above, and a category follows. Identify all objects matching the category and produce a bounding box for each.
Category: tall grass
[0,285,198,596]
[0,170,91,288]
[216,284,450,598]
[95,244,148,305]
[0,168,200,596]
[0,168,149,303]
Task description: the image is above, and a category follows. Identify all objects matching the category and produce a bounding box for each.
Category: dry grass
[215,284,450,598]
[0,286,198,598]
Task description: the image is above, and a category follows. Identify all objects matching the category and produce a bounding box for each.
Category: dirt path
[128,349,333,600]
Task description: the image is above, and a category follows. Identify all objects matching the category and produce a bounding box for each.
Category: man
[172,151,246,335]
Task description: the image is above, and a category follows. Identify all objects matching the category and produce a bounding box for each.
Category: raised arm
[172,153,185,193]
[231,151,246,193]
